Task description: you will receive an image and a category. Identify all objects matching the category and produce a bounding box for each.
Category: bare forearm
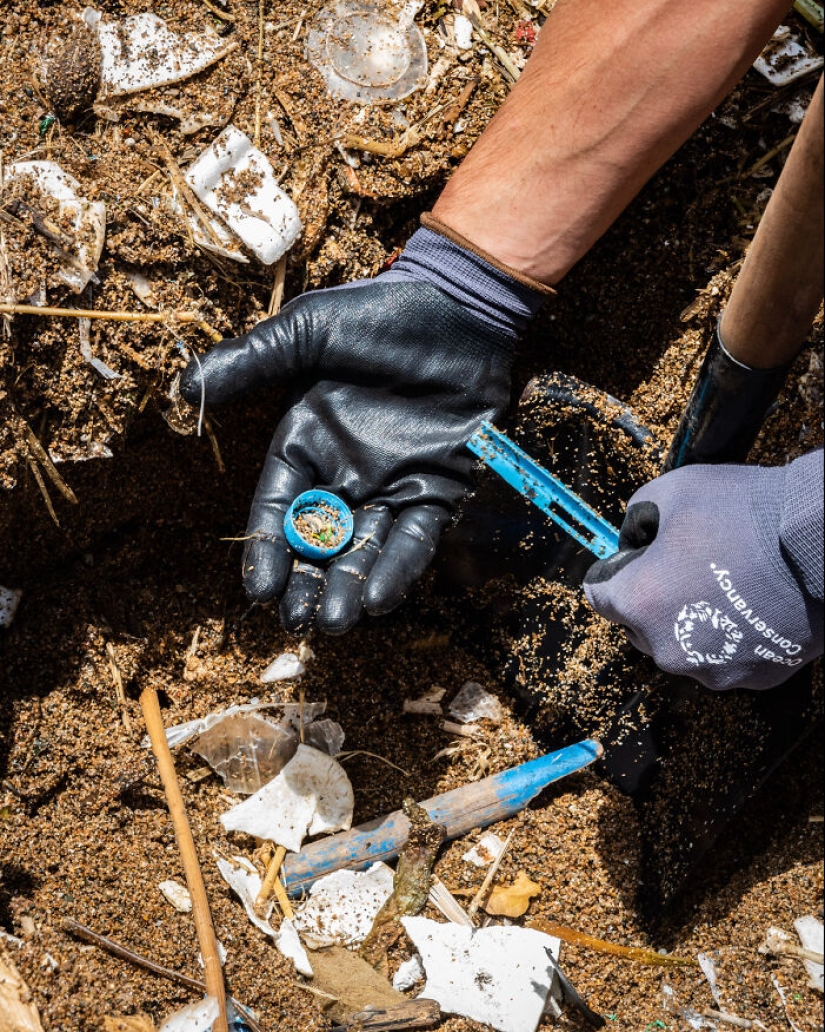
[433,0,789,285]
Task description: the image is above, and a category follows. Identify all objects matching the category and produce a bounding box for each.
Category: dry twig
[106,643,133,733]
[467,827,515,921]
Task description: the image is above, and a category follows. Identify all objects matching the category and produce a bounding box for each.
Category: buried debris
[0,948,45,1032]
[329,999,441,1031]
[0,586,22,628]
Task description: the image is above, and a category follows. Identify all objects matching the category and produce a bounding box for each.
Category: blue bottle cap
[283,490,354,560]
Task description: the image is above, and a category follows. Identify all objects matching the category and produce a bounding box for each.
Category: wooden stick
[467,827,515,921]
[0,302,223,342]
[105,643,133,733]
[255,844,294,919]
[26,458,59,527]
[139,685,229,1032]
[267,255,287,316]
[24,424,78,505]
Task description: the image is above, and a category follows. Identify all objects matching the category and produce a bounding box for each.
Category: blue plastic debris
[283,489,354,560]
[467,422,620,559]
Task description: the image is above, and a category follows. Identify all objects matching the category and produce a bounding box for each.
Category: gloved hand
[583,450,824,690]
[180,220,548,633]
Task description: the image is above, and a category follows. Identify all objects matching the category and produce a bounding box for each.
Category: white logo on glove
[674,601,743,666]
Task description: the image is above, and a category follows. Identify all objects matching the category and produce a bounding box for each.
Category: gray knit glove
[583,450,823,690]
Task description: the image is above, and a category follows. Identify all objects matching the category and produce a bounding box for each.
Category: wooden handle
[140,687,229,1032]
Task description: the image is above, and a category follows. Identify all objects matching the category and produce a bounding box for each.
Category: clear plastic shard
[84,9,236,97]
[220,743,354,851]
[292,863,394,948]
[449,681,504,724]
[306,0,428,103]
[4,162,106,294]
[183,126,303,265]
[191,710,298,795]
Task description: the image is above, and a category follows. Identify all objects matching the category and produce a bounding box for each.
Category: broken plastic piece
[159,997,219,1032]
[0,586,22,628]
[304,718,346,756]
[306,0,428,103]
[183,126,303,265]
[85,9,236,97]
[216,855,313,976]
[220,743,354,851]
[158,880,192,913]
[449,682,504,724]
[794,915,824,992]
[4,162,106,294]
[462,832,505,868]
[753,25,824,86]
[402,917,562,1032]
[393,953,425,991]
[292,863,394,948]
[260,652,306,683]
[192,710,298,795]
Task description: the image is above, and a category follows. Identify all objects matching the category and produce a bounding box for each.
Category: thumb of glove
[583,499,660,586]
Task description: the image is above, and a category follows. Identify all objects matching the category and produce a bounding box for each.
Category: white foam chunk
[402,917,562,1032]
[159,996,219,1032]
[292,863,394,949]
[94,11,235,96]
[453,14,473,50]
[184,125,302,265]
[260,652,305,683]
[462,832,506,868]
[220,743,353,852]
[5,162,106,293]
[394,953,425,990]
[216,855,313,976]
[0,586,22,628]
[158,879,192,913]
[794,915,824,993]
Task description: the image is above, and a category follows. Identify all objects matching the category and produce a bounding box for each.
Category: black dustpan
[439,371,821,918]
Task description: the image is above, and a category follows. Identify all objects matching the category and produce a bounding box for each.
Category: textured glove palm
[583,453,824,690]
[180,280,515,633]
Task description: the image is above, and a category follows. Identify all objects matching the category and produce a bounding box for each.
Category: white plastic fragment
[216,855,313,976]
[261,652,306,683]
[393,953,425,991]
[292,863,394,949]
[198,940,227,968]
[453,14,473,50]
[753,26,823,86]
[220,744,354,852]
[428,877,474,927]
[183,126,303,265]
[78,315,120,380]
[449,682,504,724]
[794,915,824,992]
[158,880,192,913]
[159,996,219,1032]
[402,917,562,1032]
[4,162,106,293]
[697,952,721,1007]
[88,10,236,97]
[0,586,22,628]
[462,832,505,868]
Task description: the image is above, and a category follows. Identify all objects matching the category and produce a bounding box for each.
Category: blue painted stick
[467,422,620,559]
[282,739,602,896]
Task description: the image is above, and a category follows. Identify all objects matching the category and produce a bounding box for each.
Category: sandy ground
[0,1,823,1030]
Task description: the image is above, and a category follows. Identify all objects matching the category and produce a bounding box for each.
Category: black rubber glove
[180,279,515,633]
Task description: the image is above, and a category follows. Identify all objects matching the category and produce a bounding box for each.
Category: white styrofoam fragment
[453,14,473,50]
[449,681,504,724]
[197,940,227,968]
[753,27,823,86]
[261,652,305,683]
[393,953,425,990]
[216,855,313,976]
[159,996,219,1032]
[220,744,353,852]
[292,863,394,949]
[184,126,302,265]
[697,952,720,1007]
[0,586,22,628]
[794,915,824,993]
[95,11,235,96]
[4,162,106,293]
[402,916,562,1032]
[158,879,192,913]
[462,832,505,868]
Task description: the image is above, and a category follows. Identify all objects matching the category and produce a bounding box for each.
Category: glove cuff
[779,449,824,603]
[420,212,557,297]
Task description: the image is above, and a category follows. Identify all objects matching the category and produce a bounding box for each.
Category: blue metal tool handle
[282,738,602,895]
[467,422,621,559]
